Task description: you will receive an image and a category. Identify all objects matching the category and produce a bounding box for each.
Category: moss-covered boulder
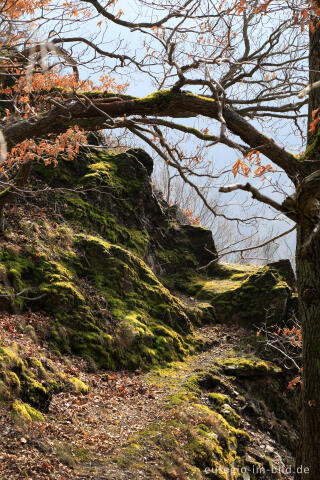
[166,262,296,328]
[0,343,62,413]
[0,231,199,370]
[0,145,295,371]
[12,399,44,423]
[0,345,50,406]
[156,224,217,276]
[67,376,89,394]
[219,357,282,377]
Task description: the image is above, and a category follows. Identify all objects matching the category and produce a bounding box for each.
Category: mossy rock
[0,229,200,370]
[208,392,231,407]
[0,185,207,369]
[68,376,89,394]
[219,357,282,377]
[196,371,221,389]
[218,404,241,428]
[172,262,296,328]
[0,344,68,411]
[12,399,44,423]
[33,148,155,257]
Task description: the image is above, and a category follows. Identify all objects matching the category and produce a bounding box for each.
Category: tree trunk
[294,13,320,478]
[296,225,320,479]
[308,14,320,144]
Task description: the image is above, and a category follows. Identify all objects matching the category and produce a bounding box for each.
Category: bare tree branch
[219,182,298,221]
[199,225,296,271]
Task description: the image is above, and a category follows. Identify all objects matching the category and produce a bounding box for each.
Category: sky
[37,0,303,264]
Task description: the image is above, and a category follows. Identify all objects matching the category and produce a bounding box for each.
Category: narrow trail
[0,313,295,480]
[74,326,295,479]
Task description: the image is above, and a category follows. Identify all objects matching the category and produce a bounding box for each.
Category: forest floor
[0,313,295,480]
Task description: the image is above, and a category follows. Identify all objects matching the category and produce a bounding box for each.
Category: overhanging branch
[219,182,298,222]
[3,90,301,181]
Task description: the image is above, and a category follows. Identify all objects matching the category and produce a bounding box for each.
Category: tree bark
[295,15,320,478]
[2,92,301,180]
[296,226,320,479]
[308,14,320,146]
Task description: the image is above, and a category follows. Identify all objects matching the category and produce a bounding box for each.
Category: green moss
[188,434,224,472]
[26,403,45,421]
[208,393,231,407]
[35,150,150,257]
[183,375,202,395]
[42,281,86,311]
[233,428,251,444]
[198,303,216,324]
[75,90,133,100]
[0,380,11,401]
[67,233,197,369]
[135,89,175,104]
[82,160,116,186]
[28,357,47,379]
[0,345,24,374]
[73,446,93,462]
[136,90,216,108]
[219,357,282,377]
[0,345,53,411]
[5,371,21,390]
[297,126,320,161]
[68,376,89,394]
[0,341,77,413]
[184,404,244,477]
[163,260,294,331]
[21,375,50,408]
[12,399,32,422]
[182,264,294,327]
[218,405,241,428]
[12,399,44,423]
[168,392,198,406]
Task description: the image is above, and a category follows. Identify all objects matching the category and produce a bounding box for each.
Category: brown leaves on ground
[0,312,168,480]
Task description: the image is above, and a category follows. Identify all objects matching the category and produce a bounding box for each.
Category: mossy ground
[90,325,296,479]
[163,261,296,328]
[0,335,91,431]
[0,148,213,372]
[0,316,297,479]
[0,147,295,385]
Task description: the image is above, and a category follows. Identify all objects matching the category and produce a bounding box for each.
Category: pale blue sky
[44,0,300,262]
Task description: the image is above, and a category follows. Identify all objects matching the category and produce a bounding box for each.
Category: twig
[219,182,297,221]
[198,225,296,270]
[0,287,46,301]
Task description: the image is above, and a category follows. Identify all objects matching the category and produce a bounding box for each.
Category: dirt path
[74,326,294,479]
[0,316,295,480]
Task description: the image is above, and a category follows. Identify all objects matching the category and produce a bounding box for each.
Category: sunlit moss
[68,376,89,394]
[12,399,44,423]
